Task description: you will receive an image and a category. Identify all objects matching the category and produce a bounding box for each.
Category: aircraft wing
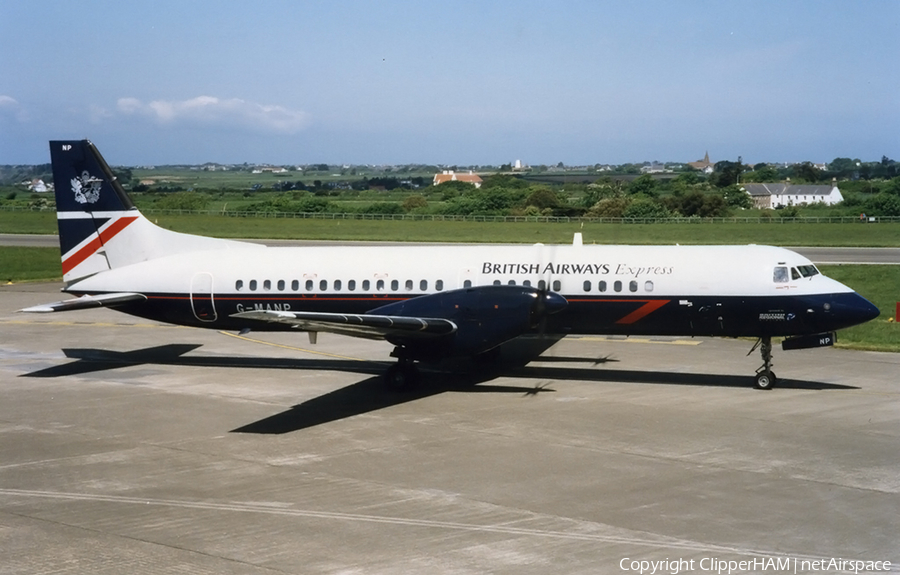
[231,310,458,340]
[20,292,147,313]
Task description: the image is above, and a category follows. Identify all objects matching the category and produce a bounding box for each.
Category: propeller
[530,243,567,332]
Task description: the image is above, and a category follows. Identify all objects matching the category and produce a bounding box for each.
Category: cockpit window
[791,267,801,280]
[797,265,819,278]
[773,266,789,283]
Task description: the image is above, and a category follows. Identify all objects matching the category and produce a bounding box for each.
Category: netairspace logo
[618,556,892,575]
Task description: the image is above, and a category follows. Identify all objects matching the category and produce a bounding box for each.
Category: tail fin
[50,140,254,284]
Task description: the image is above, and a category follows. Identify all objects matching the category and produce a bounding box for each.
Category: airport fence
[2,204,898,224]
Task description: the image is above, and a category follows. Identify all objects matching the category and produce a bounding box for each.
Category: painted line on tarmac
[219,330,371,362]
[0,488,818,559]
[0,319,180,329]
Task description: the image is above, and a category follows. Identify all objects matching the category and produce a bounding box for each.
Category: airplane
[21,140,880,390]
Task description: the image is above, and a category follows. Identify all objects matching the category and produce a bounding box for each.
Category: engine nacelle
[371,285,566,361]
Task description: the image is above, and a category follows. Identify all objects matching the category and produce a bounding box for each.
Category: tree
[720,184,752,209]
[627,174,657,196]
[713,161,744,188]
[402,195,428,212]
[525,188,561,210]
[828,157,858,176]
[623,198,670,219]
[866,192,900,216]
[744,165,778,182]
[791,162,820,183]
[586,197,631,218]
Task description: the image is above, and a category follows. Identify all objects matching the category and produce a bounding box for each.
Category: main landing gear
[750,336,777,390]
[384,348,420,392]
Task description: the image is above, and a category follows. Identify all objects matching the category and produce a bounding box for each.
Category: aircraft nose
[855,294,881,323]
[825,292,880,329]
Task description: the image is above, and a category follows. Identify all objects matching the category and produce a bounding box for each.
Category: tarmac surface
[1,283,898,574]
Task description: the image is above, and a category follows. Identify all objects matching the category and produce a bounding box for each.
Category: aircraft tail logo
[72,170,102,204]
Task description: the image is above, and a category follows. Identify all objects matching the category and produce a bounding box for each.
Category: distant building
[28,179,50,193]
[251,166,289,174]
[640,162,670,174]
[688,152,714,174]
[433,170,483,188]
[742,180,843,209]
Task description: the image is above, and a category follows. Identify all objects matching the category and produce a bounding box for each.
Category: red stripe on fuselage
[614,299,670,324]
[61,216,138,275]
[572,298,671,324]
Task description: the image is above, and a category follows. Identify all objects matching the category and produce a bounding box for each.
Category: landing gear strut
[384,348,420,392]
[751,336,777,390]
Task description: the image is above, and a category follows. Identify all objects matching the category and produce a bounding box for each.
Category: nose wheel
[751,337,777,390]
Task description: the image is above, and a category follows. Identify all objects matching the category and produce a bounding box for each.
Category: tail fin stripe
[57,210,135,220]
[61,215,138,275]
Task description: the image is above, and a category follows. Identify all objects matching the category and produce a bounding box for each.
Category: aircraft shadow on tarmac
[21,342,859,434]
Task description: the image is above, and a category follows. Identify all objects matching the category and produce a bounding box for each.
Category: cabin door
[190,272,218,322]
[692,300,725,335]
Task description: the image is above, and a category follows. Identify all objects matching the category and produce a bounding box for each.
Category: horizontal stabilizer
[20,292,147,313]
[231,310,457,340]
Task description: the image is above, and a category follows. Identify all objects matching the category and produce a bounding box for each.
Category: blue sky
[1,1,897,166]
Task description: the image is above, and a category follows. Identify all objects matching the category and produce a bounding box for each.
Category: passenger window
[493,280,501,286]
[319,279,327,291]
[363,279,370,291]
[405,280,413,291]
[377,279,384,291]
[583,280,591,292]
[599,281,607,292]
[391,279,399,291]
[420,279,427,291]
[508,280,516,286]
[538,280,546,290]
[552,280,561,291]
[791,268,801,280]
[305,279,313,291]
[644,280,654,292]
[614,280,622,292]
[773,266,789,283]
[436,279,443,291]
[334,279,342,291]
[523,280,531,287]
[629,280,638,292]
[263,280,271,291]
[250,280,257,291]
[464,279,472,288]
[348,279,356,291]
[291,280,299,291]
[277,280,285,291]
[236,280,244,291]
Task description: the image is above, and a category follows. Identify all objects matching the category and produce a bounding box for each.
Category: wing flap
[19,292,147,313]
[231,310,457,340]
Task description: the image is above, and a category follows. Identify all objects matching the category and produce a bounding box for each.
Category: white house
[433,170,483,188]
[742,180,843,209]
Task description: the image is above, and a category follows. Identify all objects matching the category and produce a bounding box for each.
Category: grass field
[0,246,60,283]
[3,210,900,246]
[2,245,896,352]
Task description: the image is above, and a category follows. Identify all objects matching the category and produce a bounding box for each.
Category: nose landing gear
[750,337,777,390]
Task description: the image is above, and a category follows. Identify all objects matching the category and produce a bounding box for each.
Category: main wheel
[754,370,777,390]
[384,363,419,392]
